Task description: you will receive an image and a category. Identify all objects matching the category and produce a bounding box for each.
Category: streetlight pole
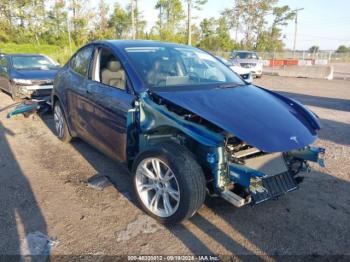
[292,8,304,58]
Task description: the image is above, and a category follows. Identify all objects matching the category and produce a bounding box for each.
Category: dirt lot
[0,76,349,258]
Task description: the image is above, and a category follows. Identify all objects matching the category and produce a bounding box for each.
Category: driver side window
[71,45,94,77]
[92,47,126,90]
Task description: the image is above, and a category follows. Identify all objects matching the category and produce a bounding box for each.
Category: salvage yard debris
[87,175,113,191]
[6,97,51,119]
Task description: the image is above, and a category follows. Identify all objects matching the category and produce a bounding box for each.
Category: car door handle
[86,89,92,95]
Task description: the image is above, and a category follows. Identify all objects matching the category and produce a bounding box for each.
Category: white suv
[231,51,263,78]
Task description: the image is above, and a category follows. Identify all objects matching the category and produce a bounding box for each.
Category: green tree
[256,5,295,51]
[43,0,69,46]
[109,3,130,39]
[309,45,319,53]
[336,45,350,53]
[155,0,186,42]
[198,17,239,51]
[184,0,208,45]
[0,0,13,42]
[126,0,147,39]
[69,0,94,45]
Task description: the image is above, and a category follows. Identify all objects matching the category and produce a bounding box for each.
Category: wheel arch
[132,124,215,183]
[52,93,76,138]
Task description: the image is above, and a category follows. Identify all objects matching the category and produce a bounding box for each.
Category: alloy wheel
[135,158,180,218]
[54,104,64,138]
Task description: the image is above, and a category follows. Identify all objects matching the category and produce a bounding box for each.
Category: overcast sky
[104,0,350,50]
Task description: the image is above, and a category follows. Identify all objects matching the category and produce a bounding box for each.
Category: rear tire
[132,142,206,224]
[53,101,72,143]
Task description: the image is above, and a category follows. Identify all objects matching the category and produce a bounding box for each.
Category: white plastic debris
[20,231,58,256]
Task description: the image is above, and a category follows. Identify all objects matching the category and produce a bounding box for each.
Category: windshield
[124,46,244,89]
[233,52,259,59]
[12,55,59,70]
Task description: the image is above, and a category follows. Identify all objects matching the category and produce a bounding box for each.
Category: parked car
[0,53,60,100]
[52,40,325,224]
[215,56,252,83]
[231,51,263,78]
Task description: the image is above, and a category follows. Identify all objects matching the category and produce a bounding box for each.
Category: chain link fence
[212,50,350,63]
[258,51,350,63]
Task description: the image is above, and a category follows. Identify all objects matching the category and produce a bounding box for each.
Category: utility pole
[292,8,304,58]
[187,0,192,45]
[131,0,136,40]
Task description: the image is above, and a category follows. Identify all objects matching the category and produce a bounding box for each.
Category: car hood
[153,85,320,152]
[12,69,59,81]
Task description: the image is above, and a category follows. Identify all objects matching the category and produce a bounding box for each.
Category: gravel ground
[331,63,350,79]
[0,76,349,258]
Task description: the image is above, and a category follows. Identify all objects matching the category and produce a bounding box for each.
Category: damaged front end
[134,90,325,208]
[221,142,325,206]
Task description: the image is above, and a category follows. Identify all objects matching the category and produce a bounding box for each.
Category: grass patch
[0,43,77,64]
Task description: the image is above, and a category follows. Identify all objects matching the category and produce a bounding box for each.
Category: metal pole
[187,0,192,45]
[135,0,138,38]
[67,16,72,55]
[131,0,136,40]
[292,8,304,58]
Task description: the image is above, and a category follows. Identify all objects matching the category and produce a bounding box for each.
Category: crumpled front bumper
[17,85,53,98]
[227,146,325,205]
[287,146,326,167]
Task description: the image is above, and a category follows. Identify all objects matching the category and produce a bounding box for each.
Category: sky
[105,0,350,50]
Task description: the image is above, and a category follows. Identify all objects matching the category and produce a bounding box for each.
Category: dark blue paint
[10,68,58,81]
[228,163,266,188]
[154,85,320,152]
[53,40,321,163]
[53,43,135,162]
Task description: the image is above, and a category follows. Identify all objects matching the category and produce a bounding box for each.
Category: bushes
[0,43,77,65]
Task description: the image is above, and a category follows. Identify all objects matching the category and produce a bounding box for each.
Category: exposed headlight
[13,79,32,85]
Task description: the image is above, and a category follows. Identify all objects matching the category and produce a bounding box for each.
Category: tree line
[0,0,298,52]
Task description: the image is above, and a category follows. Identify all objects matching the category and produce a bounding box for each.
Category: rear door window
[71,46,94,76]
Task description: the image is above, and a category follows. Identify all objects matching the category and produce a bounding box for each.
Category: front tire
[53,101,72,143]
[132,142,206,224]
